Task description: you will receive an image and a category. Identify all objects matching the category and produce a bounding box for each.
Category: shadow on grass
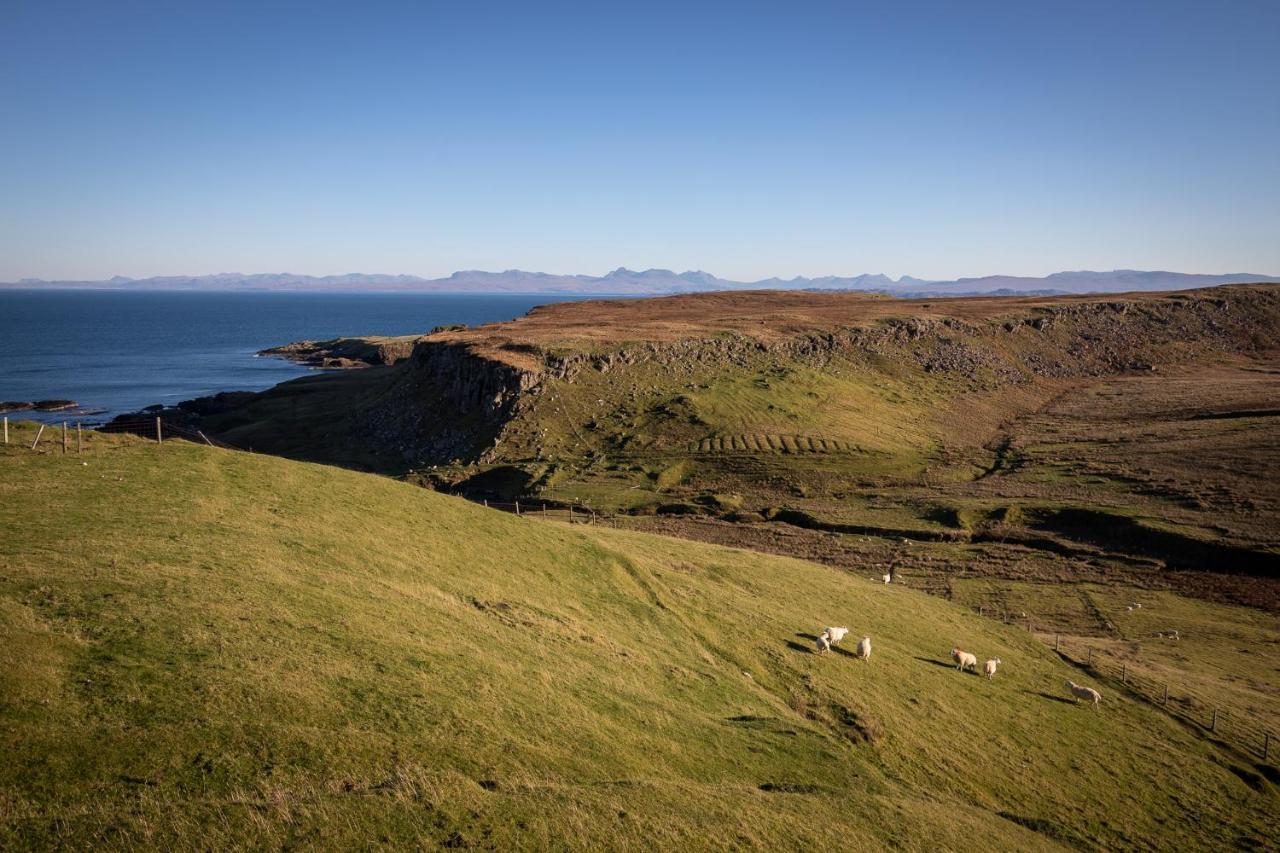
[1024,689,1075,705]
[913,655,976,673]
[795,632,855,657]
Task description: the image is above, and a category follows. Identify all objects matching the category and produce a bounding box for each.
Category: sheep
[951,647,978,672]
[815,633,830,654]
[825,627,849,646]
[1065,679,1102,708]
[856,636,872,661]
[983,658,1002,679]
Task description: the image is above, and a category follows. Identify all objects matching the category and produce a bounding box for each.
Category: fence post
[197,430,214,447]
[3,415,7,444]
[1211,709,1218,732]
[155,417,162,444]
[1088,648,1093,667]
[61,422,68,453]
[543,503,547,516]
[978,605,983,617]
[31,423,45,450]
[515,500,521,516]
[76,421,82,453]
[1055,634,1061,652]
[483,499,488,508]
[569,505,574,524]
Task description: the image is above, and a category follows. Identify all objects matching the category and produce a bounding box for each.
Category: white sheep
[825,627,849,646]
[1066,679,1102,708]
[815,633,830,654]
[882,573,892,584]
[951,647,978,672]
[856,636,872,661]
[983,658,1002,679]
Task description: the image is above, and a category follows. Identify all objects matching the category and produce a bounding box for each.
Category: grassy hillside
[1,422,1275,849]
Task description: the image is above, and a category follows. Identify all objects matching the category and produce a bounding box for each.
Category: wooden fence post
[978,605,984,617]
[542,503,547,516]
[155,417,162,444]
[515,500,521,516]
[1088,648,1093,667]
[569,505,574,524]
[197,430,214,446]
[3,416,7,445]
[31,423,44,450]
[1055,634,1061,652]
[1211,709,1218,732]
[483,499,488,508]
[76,421,82,453]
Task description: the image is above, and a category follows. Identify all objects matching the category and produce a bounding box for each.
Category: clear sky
[2,0,1277,282]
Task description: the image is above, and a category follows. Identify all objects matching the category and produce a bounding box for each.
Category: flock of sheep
[811,633,1104,709]
[814,627,871,660]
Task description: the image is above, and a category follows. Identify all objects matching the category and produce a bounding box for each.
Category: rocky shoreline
[0,399,79,414]
[258,336,420,369]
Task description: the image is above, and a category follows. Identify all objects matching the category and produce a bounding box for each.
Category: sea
[0,289,592,424]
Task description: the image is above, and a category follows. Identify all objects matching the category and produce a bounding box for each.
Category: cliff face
[192,284,1280,472]
[340,284,1280,468]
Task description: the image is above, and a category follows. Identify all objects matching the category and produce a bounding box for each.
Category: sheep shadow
[1024,689,1074,705]
[913,655,979,674]
[795,632,855,657]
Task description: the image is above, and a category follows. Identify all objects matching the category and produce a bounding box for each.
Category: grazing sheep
[1065,679,1102,708]
[824,627,849,646]
[1126,606,1133,612]
[1167,629,1180,640]
[882,573,892,584]
[815,633,830,654]
[951,647,978,672]
[983,658,1002,679]
[856,636,872,661]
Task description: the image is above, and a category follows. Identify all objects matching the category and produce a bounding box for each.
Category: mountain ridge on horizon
[4,267,1276,297]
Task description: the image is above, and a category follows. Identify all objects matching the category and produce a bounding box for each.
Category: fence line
[6,415,245,453]
[1030,624,1275,765]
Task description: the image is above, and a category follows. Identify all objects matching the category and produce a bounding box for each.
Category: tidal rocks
[0,399,78,413]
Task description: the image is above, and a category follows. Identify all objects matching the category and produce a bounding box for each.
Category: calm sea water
[0,290,586,423]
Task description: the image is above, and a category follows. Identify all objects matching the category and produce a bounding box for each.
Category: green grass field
[1,421,1276,849]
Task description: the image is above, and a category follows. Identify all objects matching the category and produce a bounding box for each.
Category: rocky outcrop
[259,336,419,368]
[0,400,78,414]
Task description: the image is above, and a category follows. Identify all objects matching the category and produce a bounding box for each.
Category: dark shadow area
[785,640,814,654]
[1023,689,1074,705]
[913,655,972,672]
[796,632,855,657]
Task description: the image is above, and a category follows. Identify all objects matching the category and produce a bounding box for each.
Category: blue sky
[2,1,1277,281]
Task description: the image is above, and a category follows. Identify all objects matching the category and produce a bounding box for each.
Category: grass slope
[0,423,1274,850]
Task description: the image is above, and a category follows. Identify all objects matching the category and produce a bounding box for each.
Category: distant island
[3,268,1275,297]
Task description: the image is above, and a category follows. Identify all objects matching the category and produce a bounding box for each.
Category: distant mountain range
[3,268,1275,297]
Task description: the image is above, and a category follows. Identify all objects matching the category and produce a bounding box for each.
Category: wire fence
[3,414,243,453]
[1034,626,1275,765]
[473,499,617,526]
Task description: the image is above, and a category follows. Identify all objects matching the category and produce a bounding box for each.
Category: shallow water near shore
[0,289,585,423]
